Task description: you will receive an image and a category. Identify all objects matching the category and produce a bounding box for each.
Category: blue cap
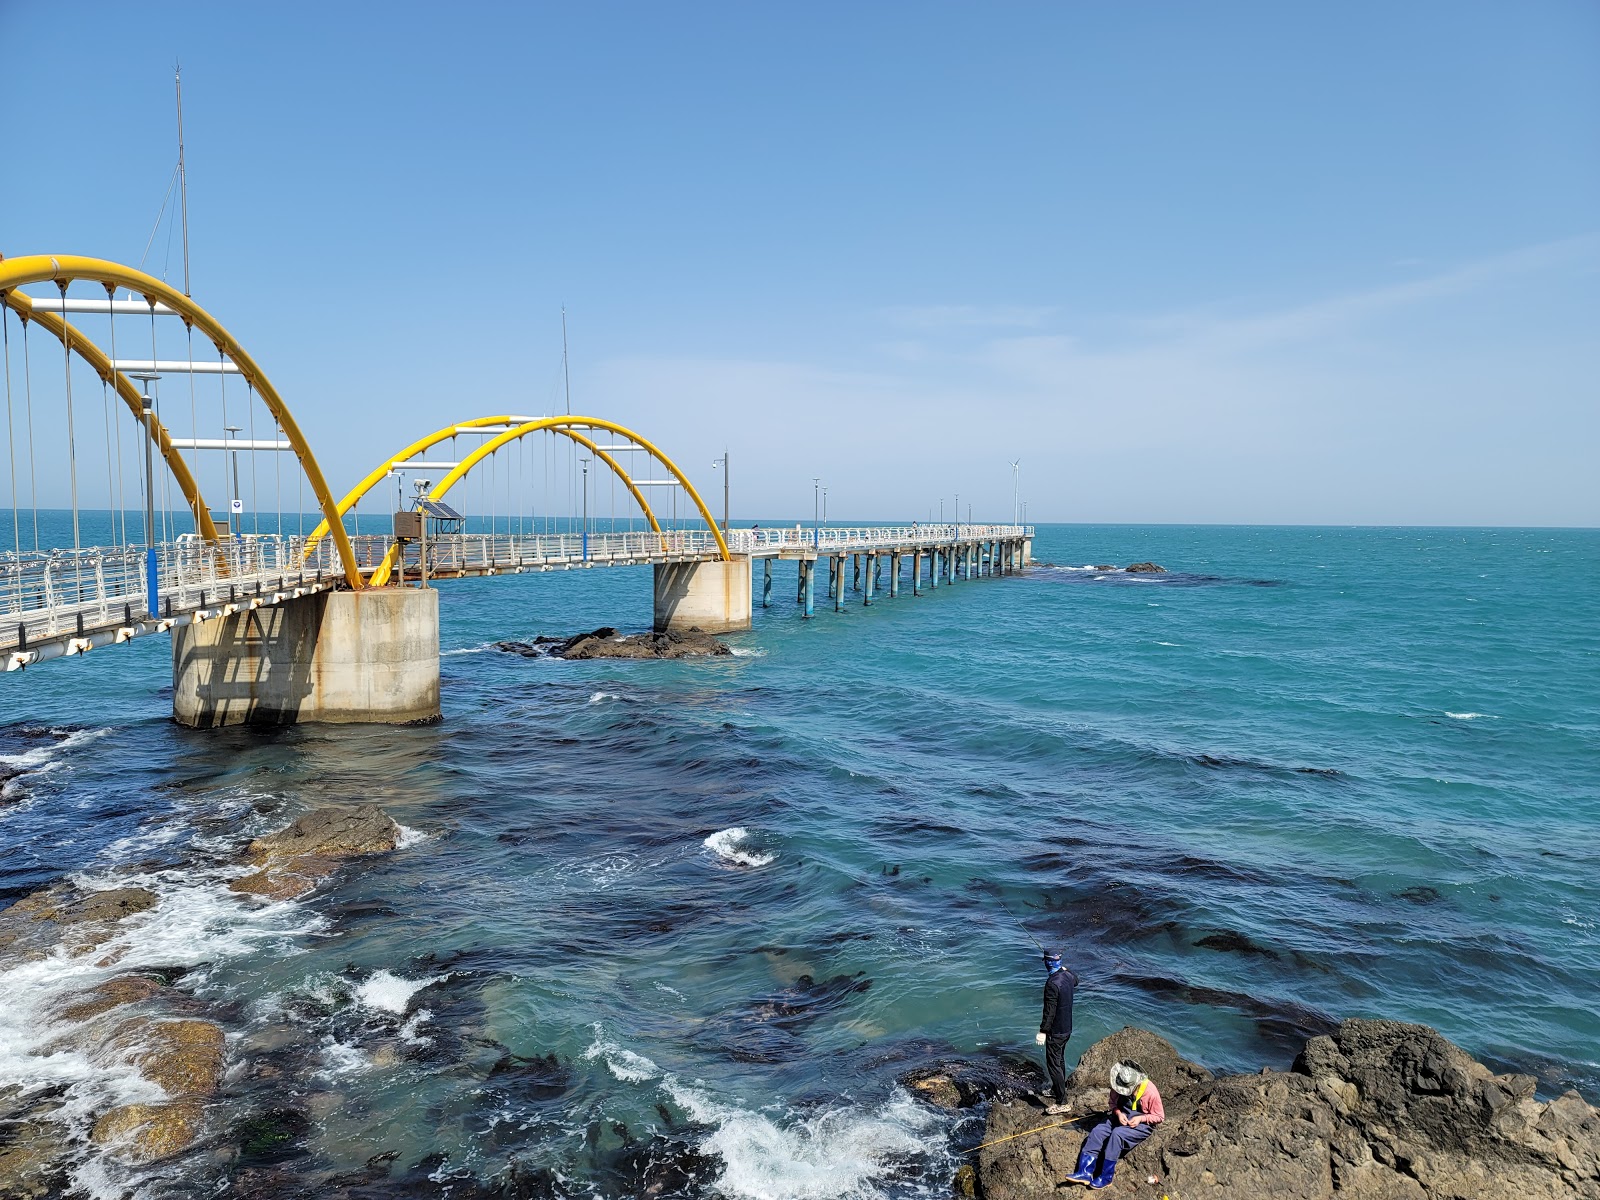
[1042,948,1062,961]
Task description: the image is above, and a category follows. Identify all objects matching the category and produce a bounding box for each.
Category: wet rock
[230,1107,313,1164]
[1124,561,1167,573]
[952,1162,979,1197]
[229,804,400,900]
[58,974,165,1022]
[91,1099,206,1162]
[902,1054,1046,1111]
[107,1016,226,1097]
[1093,564,1118,571]
[976,1020,1600,1200]
[1193,929,1281,960]
[0,1093,70,1197]
[0,883,157,960]
[557,627,732,660]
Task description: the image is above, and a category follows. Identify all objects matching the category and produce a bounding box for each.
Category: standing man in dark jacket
[1035,948,1078,1114]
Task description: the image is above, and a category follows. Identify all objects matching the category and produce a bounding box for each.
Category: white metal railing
[1,524,1034,657]
[724,523,1030,553]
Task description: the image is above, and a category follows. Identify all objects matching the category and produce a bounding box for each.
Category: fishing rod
[976,879,1046,953]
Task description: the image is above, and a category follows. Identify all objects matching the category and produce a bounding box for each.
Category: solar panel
[419,500,463,520]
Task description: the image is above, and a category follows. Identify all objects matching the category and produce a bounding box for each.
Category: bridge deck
[2,524,1029,669]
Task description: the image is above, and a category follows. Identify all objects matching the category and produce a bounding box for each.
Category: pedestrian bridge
[0,253,1030,724]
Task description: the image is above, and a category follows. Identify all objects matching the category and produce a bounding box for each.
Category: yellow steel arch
[1,289,223,542]
[304,415,667,555]
[360,416,730,587]
[0,255,363,589]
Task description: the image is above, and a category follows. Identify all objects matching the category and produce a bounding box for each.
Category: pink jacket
[1108,1079,1164,1124]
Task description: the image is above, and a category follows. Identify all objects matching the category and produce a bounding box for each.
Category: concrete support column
[890,552,900,598]
[803,558,816,618]
[864,553,875,606]
[172,587,440,728]
[931,548,940,589]
[853,553,861,593]
[1022,537,1033,566]
[834,555,845,612]
[913,550,922,596]
[654,556,753,634]
[762,558,773,608]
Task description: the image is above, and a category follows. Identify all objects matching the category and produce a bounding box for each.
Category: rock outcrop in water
[1123,561,1166,573]
[228,803,401,901]
[496,627,733,660]
[975,1021,1599,1199]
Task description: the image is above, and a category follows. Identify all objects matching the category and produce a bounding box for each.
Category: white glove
[1035,1032,1047,1045]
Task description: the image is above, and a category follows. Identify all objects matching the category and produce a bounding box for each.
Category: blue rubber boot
[1064,1147,1097,1185]
[1089,1156,1118,1189]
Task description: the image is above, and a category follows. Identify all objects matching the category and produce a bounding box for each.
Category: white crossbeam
[25,297,182,316]
[109,359,241,375]
[166,439,294,451]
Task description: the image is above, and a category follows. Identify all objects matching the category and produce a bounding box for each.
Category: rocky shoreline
[0,805,404,1195]
[909,1023,1599,1199]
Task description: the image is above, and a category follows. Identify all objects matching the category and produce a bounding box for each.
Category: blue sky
[3,2,1596,525]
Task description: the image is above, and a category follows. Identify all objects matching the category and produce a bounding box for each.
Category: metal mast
[175,64,191,296]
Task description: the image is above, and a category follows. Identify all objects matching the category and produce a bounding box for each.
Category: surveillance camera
[415,478,432,492]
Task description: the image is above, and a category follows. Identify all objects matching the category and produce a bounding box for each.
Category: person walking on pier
[1035,948,1078,1114]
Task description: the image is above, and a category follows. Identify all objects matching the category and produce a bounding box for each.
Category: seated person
[1066,1060,1165,1189]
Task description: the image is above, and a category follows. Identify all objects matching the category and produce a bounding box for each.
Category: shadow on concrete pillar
[172,588,440,728]
[653,556,753,634]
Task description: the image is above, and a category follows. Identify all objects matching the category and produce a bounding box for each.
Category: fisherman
[1065,1060,1165,1189]
[1034,948,1078,1114]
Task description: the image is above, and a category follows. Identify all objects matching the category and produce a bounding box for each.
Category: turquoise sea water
[2,521,1597,1198]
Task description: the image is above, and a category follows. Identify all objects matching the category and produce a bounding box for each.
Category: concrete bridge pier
[803,558,816,618]
[172,587,441,728]
[912,550,922,596]
[889,552,901,598]
[653,556,753,634]
[762,559,772,608]
[834,554,846,613]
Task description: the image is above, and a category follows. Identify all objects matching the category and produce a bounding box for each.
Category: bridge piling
[652,557,753,635]
[803,558,816,618]
[763,559,772,608]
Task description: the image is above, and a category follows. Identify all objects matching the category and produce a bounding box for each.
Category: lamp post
[711,451,729,534]
[955,492,959,533]
[822,487,828,526]
[129,371,161,617]
[224,425,243,538]
[580,457,590,561]
[1010,459,1021,527]
[812,477,820,548]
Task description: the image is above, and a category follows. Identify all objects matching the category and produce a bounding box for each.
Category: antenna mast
[175,63,191,296]
[560,306,571,414]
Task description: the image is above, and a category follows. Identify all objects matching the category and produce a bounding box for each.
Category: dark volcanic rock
[496,627,732,660]
[228,804,401,901]
[976,1020,1600,1200]
[1124,562,1167,573]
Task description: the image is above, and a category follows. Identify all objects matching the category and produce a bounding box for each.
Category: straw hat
[1110,1061,1147,1096]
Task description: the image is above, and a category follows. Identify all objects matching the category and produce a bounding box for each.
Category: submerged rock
[91,1099,205,1162]
[58,974,166,1022]
[976,1020,1600,1200]
[1124,561,1167,573]
[0,884,158,961]
[229,804,401,900]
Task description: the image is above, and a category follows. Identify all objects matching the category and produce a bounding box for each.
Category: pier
[1,254,1030,726]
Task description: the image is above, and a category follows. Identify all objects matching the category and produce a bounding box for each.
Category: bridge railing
[724,524,1030,553]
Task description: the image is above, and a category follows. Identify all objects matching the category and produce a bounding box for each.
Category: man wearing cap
[1033,948,1078,1114]
[1066,1060,1165,1189]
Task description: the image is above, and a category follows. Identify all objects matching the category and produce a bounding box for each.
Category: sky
[2,1,1596,526]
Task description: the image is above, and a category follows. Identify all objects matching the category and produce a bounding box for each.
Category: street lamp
[812,477,820,547]
[224,425,243,538]
[1010,459,1021,527]
[711,451,729,534]
[955,492,959,532]
[129,371,161,618]
[822,487,828,525]
[580,457,590,561]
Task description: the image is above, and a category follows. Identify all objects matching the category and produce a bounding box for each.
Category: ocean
[2,520,1596,1198]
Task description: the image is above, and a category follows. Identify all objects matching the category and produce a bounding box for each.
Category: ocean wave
[664,1079,946,1200]
[353,968,438,1015]
[0,726,112,804]
[441,641,500,657]
[395,823,429,849]
[583,1025,663,1083]
[1444,712,1497,721]
[728,647,767,658]
[704,827,776,868]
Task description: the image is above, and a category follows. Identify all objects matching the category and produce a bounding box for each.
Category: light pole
[822,487,828,525]
[580,457,590,561]
[955,492,959,532]
[224,425,243,538]
[1010,459,1021,527]
[129,371,160,617]
[711,451,729,534]
[812,477,820,547]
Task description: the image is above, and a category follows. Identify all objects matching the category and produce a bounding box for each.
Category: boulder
[975,1021,1600,1200]
[1124,562,1167,573]
[229,804,400,900]
[555,628,732,660]
[0,884,157,961]
[58,975,165,1022]
[91,1099,206,1162]
[107,1017,226,1097]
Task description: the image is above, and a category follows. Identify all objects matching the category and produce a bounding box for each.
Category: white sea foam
[353,969,437,1015]
[705,827,776,868]
[395,823,429,849]
[655,981,687,1002]
[318,1037,369,1078]
[398,1008,435,1047]
[583,1026,662,1083]
[442,641,499,657]
[728,647,767,658]
[0,861,322,1198]
[589,691,622,704]
[1444,711,1497,721]
[1155,641,1180,647]
[0,726,112,802]
[664,1079,946,1200]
